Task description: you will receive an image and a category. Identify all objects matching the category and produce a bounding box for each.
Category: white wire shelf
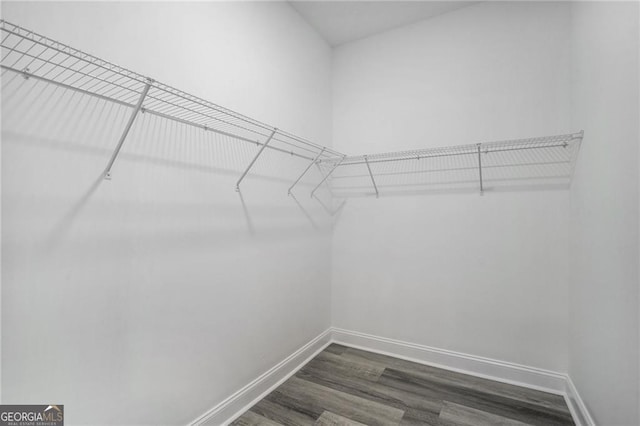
[322,132,583,197]
[0,20,341,170]
[0,19,583,198]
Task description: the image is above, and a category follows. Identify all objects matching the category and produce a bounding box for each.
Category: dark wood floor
[231,343,574,426]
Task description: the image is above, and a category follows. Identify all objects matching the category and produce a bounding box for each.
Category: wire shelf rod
[139,90,330,158]
[481,143,569,155]
[332,160,572,180]
[7,49,144,98]
[139,106,317,161]
[337,149,479,166]
[0,64,135,108]
[146,90,268,133]
[1,19,584,199]
[3,38,38,67]
[1,31,12,45]
[147,83,341,156]
[0,25,149,85]
[332,174,573,191]
[0,35,26,61]
[141,91,334,158]
[477,143,484,194]
[103,79,152,179]
[153,82,273,129]
[1,64,319,162]
[1,20,335,159]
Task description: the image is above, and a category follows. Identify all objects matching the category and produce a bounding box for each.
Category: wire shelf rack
[0,19,341,181]
[323,132,583,197]
[1,19,583,198]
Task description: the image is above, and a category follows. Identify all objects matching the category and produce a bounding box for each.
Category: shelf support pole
[103,78,153,180]
[364,155,379,198]
[236,128,278,192]
[477,143,484,195]
[288,147,325,195]
[310,156,345,198]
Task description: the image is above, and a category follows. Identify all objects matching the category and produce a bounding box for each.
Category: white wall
[4,2,639,425]
[331,1,573,372]
[1,2,333,425]
[569,2,640,425]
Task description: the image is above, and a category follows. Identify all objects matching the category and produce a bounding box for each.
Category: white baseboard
[331,327,594,426]
[188,328,332,426]
[189,326,594,426]
[564,375,596,426]
[331,327,567,394]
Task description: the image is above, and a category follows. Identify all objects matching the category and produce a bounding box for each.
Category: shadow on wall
[2,72,338,253]
[290,193,318,230]
[237,189,255,236]
[43,174,103,253]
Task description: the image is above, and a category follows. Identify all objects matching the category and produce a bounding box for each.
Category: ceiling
[289,1,478,47]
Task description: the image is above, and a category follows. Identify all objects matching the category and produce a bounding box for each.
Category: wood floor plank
[231,345,575,426]
[275,376,405,426]
[324,344,349,355]
[400,407,441,426]
[398,412,440,426]
[296,360,441,417]
[265,389,325,420]
[342,347,569,415]
[231,410,282,426]
[379,368,573,426]
[314,411,367,426]
[439,401,532,426]
[306,350,386,382]
[250,398,316,426]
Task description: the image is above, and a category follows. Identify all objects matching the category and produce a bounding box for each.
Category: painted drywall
[1,2,333,425]
[569,2,640,425]
[331,1,572,372]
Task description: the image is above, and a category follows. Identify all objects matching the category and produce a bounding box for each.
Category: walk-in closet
[1,1,638,425]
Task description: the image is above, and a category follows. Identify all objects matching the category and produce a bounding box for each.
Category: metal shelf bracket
[288,147,325,195]
[477,143,484,195]
[236,128,278,191]
[103,78,153,180]
[364,155,379,198]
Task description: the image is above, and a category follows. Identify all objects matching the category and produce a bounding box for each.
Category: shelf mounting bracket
[364,155,379,198]
[236,128,278,192]
[310,156,345,198]
[104,79,153,180]
[477,143,484,195]
[288,147,325,195]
